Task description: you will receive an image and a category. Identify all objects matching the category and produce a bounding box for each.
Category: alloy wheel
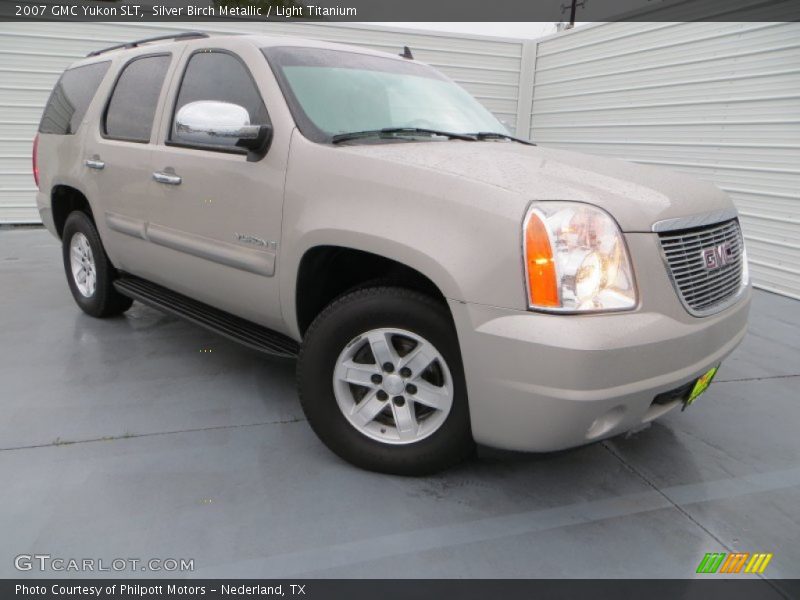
[332,327,454,445]
[69,232,97,298]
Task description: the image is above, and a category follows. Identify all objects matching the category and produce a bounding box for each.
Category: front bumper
[449,277,750,452]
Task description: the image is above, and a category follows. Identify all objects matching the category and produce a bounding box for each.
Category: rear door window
[39,61,110,135]
[104,54,171,143]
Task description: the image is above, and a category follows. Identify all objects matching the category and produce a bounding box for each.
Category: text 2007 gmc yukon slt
[34,32,750,474]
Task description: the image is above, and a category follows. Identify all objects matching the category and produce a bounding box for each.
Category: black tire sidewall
[298,287,474,475]
[61,211,124,317]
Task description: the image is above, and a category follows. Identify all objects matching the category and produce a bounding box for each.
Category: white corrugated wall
[2,20,798,299]
[0,21,525,223]
[528,22,800,299]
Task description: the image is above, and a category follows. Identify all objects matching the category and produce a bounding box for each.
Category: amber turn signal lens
[524,210,559,307]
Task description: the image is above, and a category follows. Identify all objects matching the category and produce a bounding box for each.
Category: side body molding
[105,212,275,277]
[106,212,147,240]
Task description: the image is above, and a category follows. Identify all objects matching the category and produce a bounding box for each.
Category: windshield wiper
[331,127,477,144]
[471,132,536,146]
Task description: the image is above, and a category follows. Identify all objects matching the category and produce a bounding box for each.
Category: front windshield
[263,46,508,143]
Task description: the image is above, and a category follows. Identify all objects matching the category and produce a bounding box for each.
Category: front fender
[278,133,530,338]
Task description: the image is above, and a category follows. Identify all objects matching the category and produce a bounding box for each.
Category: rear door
[147,44,288,331]
[81,52,176,274]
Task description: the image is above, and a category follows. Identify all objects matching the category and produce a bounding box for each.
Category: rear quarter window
[39,61,110,135]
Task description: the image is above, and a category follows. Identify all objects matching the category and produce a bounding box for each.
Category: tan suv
[34,32,750,474]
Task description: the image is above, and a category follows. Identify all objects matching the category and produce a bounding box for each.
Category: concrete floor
[1,228,799,586]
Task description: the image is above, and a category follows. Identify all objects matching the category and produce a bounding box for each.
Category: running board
[114,275,299,359]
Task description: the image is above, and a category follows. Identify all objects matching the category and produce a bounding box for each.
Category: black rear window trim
[101,52,173,145]
[164,48,271,158]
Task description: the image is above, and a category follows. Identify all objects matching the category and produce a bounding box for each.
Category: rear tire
[298,286,474,475]
[62,211,133,318]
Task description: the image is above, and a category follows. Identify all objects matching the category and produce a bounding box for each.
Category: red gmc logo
[701,243,734,270]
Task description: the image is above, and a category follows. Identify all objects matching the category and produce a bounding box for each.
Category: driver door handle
[152,171,182,186]
[84,158,105,170]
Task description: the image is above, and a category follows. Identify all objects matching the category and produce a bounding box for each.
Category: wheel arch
[291,241,461,338]
[51,184,96,239]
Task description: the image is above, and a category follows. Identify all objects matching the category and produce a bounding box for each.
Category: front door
[146,47,288,332]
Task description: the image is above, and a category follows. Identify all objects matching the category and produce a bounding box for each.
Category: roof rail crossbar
[86,32,210,57]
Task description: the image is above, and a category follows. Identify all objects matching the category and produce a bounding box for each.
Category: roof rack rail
[86,31,210,57]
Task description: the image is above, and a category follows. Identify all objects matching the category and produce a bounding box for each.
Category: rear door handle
[84,158,105,170]
[152,171,182,186]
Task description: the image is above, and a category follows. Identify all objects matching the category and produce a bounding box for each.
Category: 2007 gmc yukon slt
[34,33,750,474]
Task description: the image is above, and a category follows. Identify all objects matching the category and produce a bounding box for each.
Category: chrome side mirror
[174,100,272,160]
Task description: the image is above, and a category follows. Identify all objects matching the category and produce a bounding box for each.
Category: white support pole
[513,40,538,140]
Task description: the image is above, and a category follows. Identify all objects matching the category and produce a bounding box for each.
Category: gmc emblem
[701,243,734,270]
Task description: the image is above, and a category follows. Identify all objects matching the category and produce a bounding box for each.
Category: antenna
[399,46,414,60]
[560,0,587,29]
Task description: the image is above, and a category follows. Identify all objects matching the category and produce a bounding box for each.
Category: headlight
[523,201,637,312]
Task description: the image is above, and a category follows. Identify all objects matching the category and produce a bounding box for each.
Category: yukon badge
[235,233,276,250]
[701,242,734,270]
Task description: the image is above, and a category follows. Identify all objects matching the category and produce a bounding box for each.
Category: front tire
[62,211,132,318]
[298,287,474,475]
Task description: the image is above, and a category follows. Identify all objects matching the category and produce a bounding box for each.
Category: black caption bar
[1,0,799,22]
[4,579,800,600]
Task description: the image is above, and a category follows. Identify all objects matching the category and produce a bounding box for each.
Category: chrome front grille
[658,219,745,315]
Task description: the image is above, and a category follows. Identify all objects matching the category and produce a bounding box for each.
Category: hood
[338,141,734,232]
